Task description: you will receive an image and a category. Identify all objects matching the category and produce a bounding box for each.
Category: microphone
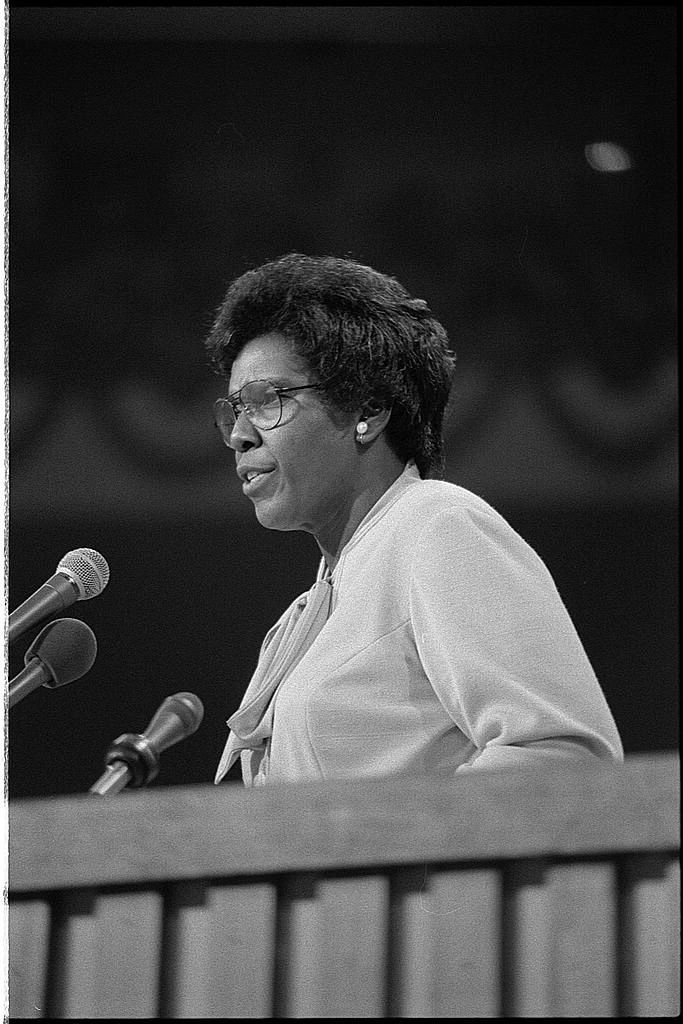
[8,548,110,646]
[9,617,98,709]
[89,692,205,796]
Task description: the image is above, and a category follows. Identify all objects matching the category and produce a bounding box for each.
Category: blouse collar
[317,460,421,581]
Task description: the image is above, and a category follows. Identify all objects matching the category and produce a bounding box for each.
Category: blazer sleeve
[408,504,624,771]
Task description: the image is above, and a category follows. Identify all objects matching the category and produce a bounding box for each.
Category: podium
[8,753,679,1017]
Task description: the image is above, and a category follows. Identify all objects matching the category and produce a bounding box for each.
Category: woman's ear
[355,403,392,444]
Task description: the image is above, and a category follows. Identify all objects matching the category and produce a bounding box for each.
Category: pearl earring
[356,421,368,443]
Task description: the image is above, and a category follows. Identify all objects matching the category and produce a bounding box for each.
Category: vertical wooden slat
[547,860,617,1016]
[503,859,553,1017]
[389,864,500,1017]
[160,878,277,1017]
[388,866,432,1017]
[505,859,620,1017]
[671,859,682,1015]
[620,853,680,1016]
[47,887,163,1018]
[430,866,501,1017]
[274,872,319,1017]
[276,872,388,1018]
[8,898,51,1018]
[318,873,388,1017]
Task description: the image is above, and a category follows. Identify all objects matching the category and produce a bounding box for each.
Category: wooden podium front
[8,753,679,1017]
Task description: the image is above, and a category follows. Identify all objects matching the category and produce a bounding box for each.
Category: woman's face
[226,332,360,547]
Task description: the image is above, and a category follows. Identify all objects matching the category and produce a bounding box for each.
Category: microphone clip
[104,733,161,788]
[88,692,204,796]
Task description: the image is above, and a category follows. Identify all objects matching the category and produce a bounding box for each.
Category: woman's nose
[228,412,261,452]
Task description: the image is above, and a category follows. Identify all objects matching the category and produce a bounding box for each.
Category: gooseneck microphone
[8,617,98,709]
[89,692,205,796]
[9,548,110,646]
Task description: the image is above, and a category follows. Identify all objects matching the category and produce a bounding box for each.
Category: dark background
[7,7,678,798]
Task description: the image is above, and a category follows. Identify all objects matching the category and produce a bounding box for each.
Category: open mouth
[242,469,274,492]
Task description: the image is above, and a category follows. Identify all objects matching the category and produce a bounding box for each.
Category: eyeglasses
[213,379,322,443]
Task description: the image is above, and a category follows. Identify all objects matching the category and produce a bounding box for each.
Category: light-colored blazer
[215,463,623,786]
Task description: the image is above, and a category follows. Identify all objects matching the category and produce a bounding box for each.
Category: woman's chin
[253,499,297,533]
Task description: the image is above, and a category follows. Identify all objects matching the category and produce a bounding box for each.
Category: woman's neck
[316,453,406,572]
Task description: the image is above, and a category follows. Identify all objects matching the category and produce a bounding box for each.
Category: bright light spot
[584,141,633,173]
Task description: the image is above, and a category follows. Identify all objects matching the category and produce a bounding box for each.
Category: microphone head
[25,616,98,688]
[141,692,205,755]
[57,548,110,600]
[162,692,205,735]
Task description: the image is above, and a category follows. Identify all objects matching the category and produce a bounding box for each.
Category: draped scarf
[214,562,333,785]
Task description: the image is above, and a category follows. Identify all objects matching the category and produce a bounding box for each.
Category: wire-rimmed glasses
[214,379,322,444]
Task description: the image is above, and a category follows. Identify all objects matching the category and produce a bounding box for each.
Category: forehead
[229,332,310,390]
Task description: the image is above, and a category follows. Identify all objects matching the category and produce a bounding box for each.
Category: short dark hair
[204,253,456,477]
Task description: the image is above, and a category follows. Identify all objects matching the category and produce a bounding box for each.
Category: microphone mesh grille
[57,548,110,600]
[26,617,98,687]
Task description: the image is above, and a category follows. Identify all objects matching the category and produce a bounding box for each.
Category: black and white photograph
[5,6,678,1018]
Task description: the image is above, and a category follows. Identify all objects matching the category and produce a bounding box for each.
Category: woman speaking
[205,253,623,787]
